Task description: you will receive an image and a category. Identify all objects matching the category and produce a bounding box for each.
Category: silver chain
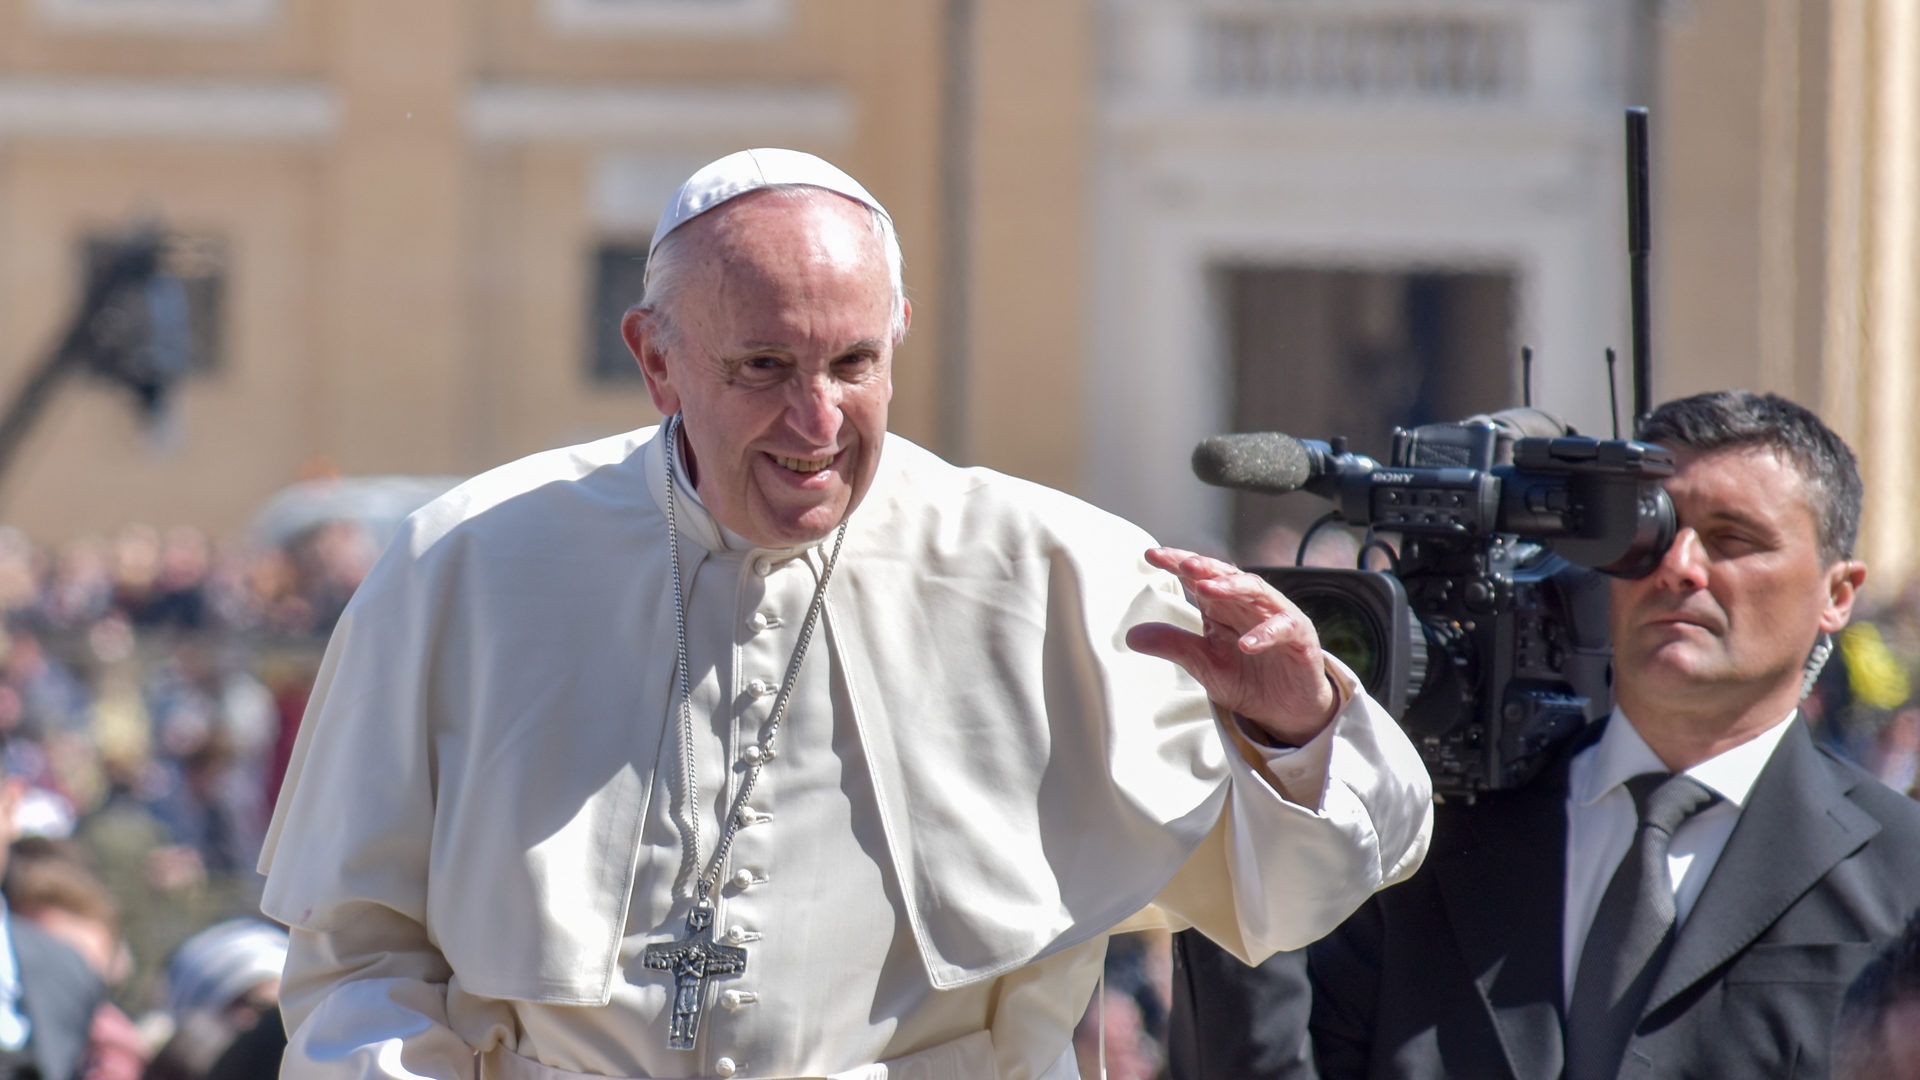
[663,413,847,908]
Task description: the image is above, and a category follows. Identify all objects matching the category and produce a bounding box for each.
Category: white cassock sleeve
[279,908,491,1080]
[1152,656,1434,964]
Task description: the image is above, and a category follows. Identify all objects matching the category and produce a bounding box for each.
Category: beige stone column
[964,0,1092,493]
[314,0,469,475]
[1823,0,1920,583]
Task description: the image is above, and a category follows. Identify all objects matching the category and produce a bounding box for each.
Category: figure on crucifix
[643,903,746,1050]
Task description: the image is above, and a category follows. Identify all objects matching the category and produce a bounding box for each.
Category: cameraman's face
[1609,445,1859,718]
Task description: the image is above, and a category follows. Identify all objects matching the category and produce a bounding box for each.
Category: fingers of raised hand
[1145,546,1242,584]
[1236,608,1319,655]
[1190,570,1313,643]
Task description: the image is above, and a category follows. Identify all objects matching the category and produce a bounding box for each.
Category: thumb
[1126,622,1212,682]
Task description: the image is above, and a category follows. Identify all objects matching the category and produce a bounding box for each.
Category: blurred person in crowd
[146,735,251,881]
[3,632,89,739]
[238,549,312,636]
[107,531,161,630]
[5,839,130,988]
[141,645,272,885]
[143,920,284,1080]
[1176,391,1920,1079]
[261,148,1431,1080]
[1073,987,1161,1080]
[5,839,150,1080]
[0,762,106,1080]
[1871,706,1920,796]
[76,751,224,1018]
[129,531,212,633]
[0,533,43,622]
[43,539,113,632]
[162,920,283,1036]
[199,1012,282,1080]
[1835,907,1920,1080]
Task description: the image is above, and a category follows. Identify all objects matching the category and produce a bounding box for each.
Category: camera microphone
[1190,432,1331,494]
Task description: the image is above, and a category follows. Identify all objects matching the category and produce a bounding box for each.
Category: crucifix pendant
[644,902,748,1050]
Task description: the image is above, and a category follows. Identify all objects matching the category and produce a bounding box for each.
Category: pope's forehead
[687,188,883,267]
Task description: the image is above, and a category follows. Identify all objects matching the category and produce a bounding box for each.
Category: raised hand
[1125,546,1338,746]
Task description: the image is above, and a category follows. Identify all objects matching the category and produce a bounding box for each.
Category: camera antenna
[1626,107,1653,431]
[1605,347,1621,438]
[1521,346,1534,407]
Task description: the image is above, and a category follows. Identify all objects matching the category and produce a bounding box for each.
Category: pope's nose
[786,375,845,445]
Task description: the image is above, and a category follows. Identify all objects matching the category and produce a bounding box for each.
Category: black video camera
[1193,412,1677,796]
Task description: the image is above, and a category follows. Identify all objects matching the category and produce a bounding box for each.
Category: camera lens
[1293,589,1385,688]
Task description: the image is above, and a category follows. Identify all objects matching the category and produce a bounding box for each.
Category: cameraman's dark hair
[1835,907,1920,1079]
[1636,390,1861,564]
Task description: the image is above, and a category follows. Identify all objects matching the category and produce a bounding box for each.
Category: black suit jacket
[10,916,103,1080]
[1171,718,1920,1080]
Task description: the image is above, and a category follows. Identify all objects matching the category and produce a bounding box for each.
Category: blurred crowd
[0,519,375,1079]
[5,516,1920,1080]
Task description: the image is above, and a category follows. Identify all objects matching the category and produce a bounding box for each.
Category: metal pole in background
[938,0,976,464]
[0,228,187,507]
[1626,108,1653,430]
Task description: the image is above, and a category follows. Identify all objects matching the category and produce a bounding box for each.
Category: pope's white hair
[636,184,908,347]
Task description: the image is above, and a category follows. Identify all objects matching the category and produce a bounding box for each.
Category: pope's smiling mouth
[773,453,833,474]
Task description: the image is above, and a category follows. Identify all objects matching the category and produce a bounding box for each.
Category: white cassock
[260,425,1433,1080]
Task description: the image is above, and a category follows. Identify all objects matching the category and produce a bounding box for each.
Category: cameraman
[1170,391,1920,1079]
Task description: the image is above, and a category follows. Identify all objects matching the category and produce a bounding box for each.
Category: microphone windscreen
[1191,433,1315,494]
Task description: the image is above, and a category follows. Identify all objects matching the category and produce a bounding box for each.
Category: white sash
[477,1030,1035,1080]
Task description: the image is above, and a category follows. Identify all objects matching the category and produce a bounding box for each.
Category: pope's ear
[623,308,681,417]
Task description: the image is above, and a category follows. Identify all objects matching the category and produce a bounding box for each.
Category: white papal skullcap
[649,148,891,256]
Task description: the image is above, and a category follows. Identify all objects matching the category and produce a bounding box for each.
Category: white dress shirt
[1561,708,1797,1004]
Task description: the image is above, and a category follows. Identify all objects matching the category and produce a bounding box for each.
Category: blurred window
[82,233,228,377]
[33,0,276,30]
[1217,265,1516,561]
[587,241,649,385]
[543,0,789,35]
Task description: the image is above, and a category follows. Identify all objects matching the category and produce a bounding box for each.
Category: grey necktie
[1565,772,1720,1080]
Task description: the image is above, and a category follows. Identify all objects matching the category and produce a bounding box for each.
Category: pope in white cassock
[259,149,1435,1080]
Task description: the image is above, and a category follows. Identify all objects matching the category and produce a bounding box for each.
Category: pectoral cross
[644,902,748,1050]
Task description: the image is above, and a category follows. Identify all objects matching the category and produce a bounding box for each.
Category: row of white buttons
[721,562,785,1080]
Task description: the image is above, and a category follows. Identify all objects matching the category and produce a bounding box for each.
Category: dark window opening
[588,242,650,384]
[1219,265,1516,564]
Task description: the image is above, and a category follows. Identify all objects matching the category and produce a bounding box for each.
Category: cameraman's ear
[1819,559,1867,633]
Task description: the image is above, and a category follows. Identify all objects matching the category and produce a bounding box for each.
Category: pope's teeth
[775,454,831,473]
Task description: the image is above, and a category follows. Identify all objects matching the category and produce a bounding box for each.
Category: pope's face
[628,191,903,548]
[1609,445,1857,714]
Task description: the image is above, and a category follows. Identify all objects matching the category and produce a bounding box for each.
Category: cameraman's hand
[1127,546,1339,746]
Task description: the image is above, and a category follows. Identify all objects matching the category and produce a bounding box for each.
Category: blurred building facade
[1,0,1918,578]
